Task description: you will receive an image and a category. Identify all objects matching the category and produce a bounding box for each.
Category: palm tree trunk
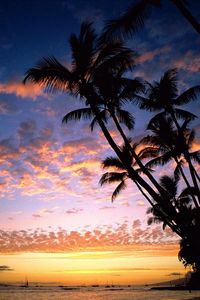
[170,110,200,204]
[171,0,200,35]
[174,157,199,208]
[91,105,160,199]
[194,168,200,183]
[134,181,154,206]
[88,103,183,236]
[109,109,179,200]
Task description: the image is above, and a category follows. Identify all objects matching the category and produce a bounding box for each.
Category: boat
[20,277,29,288]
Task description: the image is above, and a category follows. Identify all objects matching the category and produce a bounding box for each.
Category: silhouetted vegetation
[24,4,200,287]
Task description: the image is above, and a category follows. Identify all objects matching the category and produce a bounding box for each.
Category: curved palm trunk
[135,181,154,206]
[170,110,200,204]
[194,169,200,183]
[174,157,199,208]
[88,102,183,237]
[109,109,180,201]
[171,0,200,35]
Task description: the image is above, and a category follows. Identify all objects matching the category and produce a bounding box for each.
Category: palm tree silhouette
[99,141,183,232]
[100,141,153,203]
[24,23,168,209]
[141,116,200,207]
[147,174,200,278]
[24,22,199,270]
[147,175,195,235]
[101,0,200,41]
[135,69,200,201]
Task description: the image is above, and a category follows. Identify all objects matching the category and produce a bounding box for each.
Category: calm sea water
[0,286,200,300]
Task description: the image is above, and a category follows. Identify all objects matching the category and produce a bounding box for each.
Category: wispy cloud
[137,46,171,64]
[65,208,83,214]
[0,265,14,271]
[0,81,45,100]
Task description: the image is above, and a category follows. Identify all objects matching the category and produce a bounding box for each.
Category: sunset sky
[0,0,199,285]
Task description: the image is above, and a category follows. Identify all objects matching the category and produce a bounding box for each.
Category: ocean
[0,286,200,300]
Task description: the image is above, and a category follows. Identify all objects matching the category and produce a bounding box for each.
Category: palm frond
[180,186,197,197]
[175,86,200,105]
[160,68,178,99]
[102,157,124,170]
[190,150,200,164]
[145,152,173,169]
[94,48,135,77]
[100,0,160,42]
[24,57,71,93]
[159,175,177,198]
[118,78,146,103]
[95,40,135,71]
[62,108,94,124]
[174,108,197,121]
[116,109,135,130]
[90,109,108,131]
[70,22,97,75]
[99,172,127,186]
[137,146,160,160]
[112,180,126,202]
[147,112,167,129]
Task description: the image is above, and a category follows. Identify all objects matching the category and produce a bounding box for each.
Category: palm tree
[100,141,183,234]
[24,22,179,228]
[147,174,200,275]
[134,69,200,202]
[147,175,194,228]
[24,21,200,272]
[141,116,200,207]
[100,0,200,42]
[100,141,152,202]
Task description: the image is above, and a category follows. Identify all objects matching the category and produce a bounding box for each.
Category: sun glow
[0,245,186,285]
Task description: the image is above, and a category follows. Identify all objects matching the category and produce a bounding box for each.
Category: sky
[0,0,199,285]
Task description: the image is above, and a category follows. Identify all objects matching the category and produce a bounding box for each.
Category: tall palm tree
[147,174,200,274]
[100,141,183,234]
[88,64,171,197]
[141,116,200,207]
[135,69,200,201]
[147,175,194,228]
[24,22,179,230]
[100,0,200,42]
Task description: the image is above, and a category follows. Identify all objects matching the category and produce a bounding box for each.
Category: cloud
[0,99,19,115]
[136,46,171,64]
[0,220,179,254]
[0,81,45,100]
[137,200,145,207]
[32,214,42,218]
[99,206,116,210]
[173,51,200,74]
[167,272,182,276]
[0,119,108,200]
[0,265,14,271]
[65,208,83,214]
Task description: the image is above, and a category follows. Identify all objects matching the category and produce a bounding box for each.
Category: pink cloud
[173,51,200,74]
[0,81,45,100]
[0,220,179,254]
[65,208,83,214]
[137,46,171,64]
[99,206,116,210]
[32,214,42,218]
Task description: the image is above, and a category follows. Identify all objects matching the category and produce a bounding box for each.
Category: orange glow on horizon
[0,244,186,285]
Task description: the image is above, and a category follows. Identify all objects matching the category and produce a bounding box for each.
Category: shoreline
[151,286,200,291]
